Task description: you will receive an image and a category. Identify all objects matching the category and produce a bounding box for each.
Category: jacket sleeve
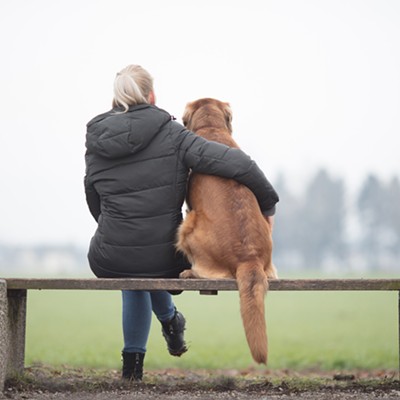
[84,175,101,222]
[175,127,279,215]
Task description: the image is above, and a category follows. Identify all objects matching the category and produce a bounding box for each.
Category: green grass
[25,290,398,370]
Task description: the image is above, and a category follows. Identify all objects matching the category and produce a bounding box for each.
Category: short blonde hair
[112,65,154,112]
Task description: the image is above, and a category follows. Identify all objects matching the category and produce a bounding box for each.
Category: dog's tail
[236,262,268,364]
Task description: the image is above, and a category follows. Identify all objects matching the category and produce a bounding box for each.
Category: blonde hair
[112,65,154,112]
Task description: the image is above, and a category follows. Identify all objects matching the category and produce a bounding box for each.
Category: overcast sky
[1,0,399,246]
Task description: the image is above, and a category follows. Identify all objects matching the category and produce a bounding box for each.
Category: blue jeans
[122,290,176,354]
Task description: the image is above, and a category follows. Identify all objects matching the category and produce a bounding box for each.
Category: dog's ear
[223,102,233,133]
[182,103,192,128]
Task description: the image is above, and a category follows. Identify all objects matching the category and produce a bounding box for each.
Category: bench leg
[0,280,8,391]
[6,289,27,379]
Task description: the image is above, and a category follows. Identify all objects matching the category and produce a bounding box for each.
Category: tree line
[272,169,400,273]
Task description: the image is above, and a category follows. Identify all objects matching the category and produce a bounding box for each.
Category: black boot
[121,351,145,381]
[161,309,188,356]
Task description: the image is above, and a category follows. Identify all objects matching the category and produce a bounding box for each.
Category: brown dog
[176,98,277,364]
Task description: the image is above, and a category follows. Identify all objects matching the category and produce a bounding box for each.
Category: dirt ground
[3,365,399,400]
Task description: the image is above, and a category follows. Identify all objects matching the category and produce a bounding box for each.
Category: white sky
[1,0,399,246]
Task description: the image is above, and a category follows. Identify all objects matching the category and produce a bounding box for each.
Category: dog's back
[177,99,276,364]
[185,136,273,277]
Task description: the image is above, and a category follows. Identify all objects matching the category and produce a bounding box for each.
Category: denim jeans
[122,290,176,354]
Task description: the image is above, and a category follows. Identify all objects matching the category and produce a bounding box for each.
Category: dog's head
[182,98,233,134]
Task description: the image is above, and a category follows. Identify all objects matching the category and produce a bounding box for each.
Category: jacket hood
[86,104,172,159]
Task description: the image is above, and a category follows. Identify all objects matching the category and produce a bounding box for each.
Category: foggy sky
[1,0,399,246]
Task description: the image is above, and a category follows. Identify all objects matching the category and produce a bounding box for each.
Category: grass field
[24,288,398,371]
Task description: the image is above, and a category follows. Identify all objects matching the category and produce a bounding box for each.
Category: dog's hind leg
[179,268,201,279]
[176,210,197,258]
[180,262,233,279]
[266,263,278,279]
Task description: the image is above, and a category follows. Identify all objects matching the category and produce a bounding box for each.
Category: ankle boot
[121,351,145,381]
[161,309,188,356]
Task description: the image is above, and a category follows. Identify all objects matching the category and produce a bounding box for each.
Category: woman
[84,65,279,380]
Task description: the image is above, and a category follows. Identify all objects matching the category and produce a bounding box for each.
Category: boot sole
[169,345,188,357]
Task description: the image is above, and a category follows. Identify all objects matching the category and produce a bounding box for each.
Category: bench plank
[0,281,7,390]
[5,278,400,291]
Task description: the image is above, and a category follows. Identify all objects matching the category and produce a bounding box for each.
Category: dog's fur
[176,98,277,364]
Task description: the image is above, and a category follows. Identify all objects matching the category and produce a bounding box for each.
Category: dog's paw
[179,269,197,279]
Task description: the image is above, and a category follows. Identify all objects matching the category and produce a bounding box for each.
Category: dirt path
[4,392,400,400]
[3,365,399,400]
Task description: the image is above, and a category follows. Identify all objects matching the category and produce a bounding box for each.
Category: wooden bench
[1,277,399,390]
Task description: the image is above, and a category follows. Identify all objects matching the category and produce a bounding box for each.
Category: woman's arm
[84,175,101,222]
[176,127,279,214]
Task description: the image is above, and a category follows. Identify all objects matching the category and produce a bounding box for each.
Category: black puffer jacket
[85,104,279,278]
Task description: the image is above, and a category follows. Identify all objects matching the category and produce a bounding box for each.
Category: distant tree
[357,174,386,268]
[299,169,347,268]
[384,176,400,257]
[272,173,304,268]
[272,170,399,272]
[358,174,383,226]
